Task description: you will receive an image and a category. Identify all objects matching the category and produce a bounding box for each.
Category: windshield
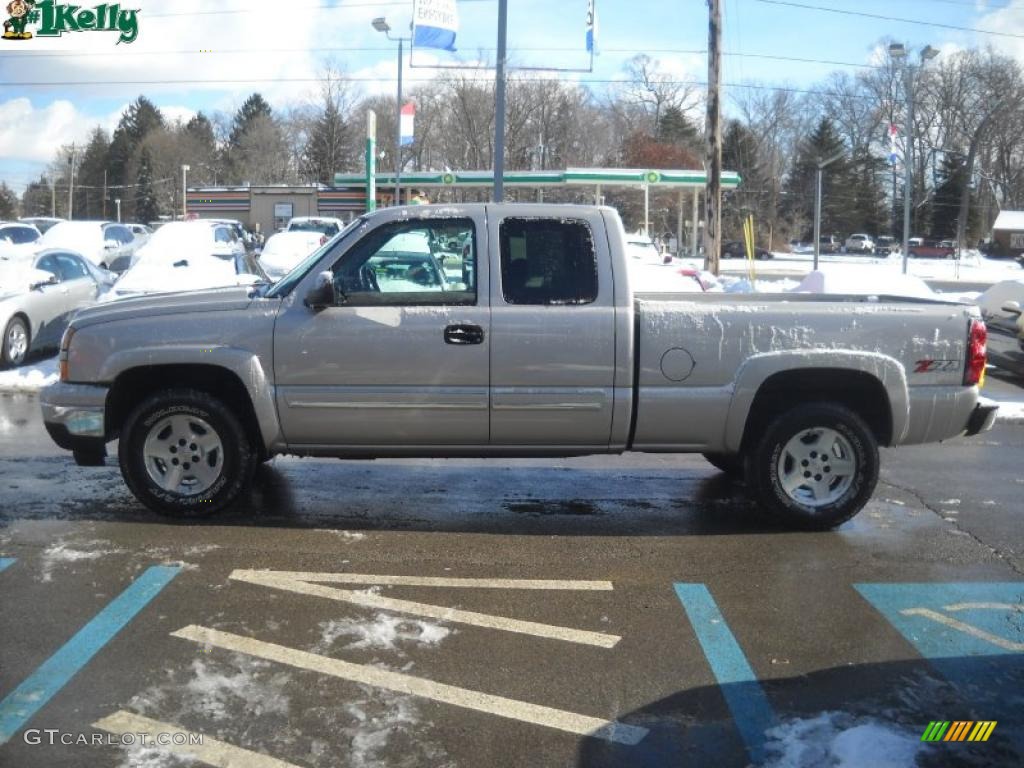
[265,217,364,298]
[288,219,341,237]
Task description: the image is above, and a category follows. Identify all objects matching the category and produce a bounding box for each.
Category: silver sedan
[1,249,115,367]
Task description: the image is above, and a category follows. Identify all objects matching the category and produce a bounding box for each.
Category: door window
[332,219,477,306]
[499,218,598,305]
[52,253,90,281]
[34,255,61,281]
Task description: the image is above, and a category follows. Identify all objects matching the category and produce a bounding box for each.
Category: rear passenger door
[487,210,617,448]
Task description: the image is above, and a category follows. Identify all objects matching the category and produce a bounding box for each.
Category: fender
[99,345,281,452]
[722,349,910,453]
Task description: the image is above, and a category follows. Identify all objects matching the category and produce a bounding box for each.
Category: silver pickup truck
[41,204,997,529]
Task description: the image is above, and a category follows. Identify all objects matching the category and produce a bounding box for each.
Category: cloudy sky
[1,0,1022,193]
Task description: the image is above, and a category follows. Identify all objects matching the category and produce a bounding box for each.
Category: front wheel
[2,316,29,367]
[745,403,878,530]
[118,389,256,517]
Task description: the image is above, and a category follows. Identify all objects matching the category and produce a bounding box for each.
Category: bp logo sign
[645,171,662,184]
[2,0,140,43]
[441,173,456,185]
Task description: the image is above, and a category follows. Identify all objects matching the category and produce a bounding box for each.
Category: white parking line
[230,570,621,648]
[230,570,614,590]
[94,710,301,768]
[900,607,1024,652]
[171,625,648,746]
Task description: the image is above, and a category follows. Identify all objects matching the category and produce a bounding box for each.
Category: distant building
[185,185,367,234]
[991,210,1024,257]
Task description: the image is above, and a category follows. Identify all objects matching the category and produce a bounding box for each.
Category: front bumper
[964,397,999,437]
[40,382,109,453]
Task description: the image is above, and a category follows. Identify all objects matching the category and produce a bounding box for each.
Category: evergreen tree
[0,182,17,219]
[108,96,164,216]
[183,112,220,184]
[929,154,976,240]
[21,176,53,217]
[305,98,352,184]
[135,146,160,224]
[75,127,111,219]
[842,148,889,238]
[782,118,849,241]
[722,119,766,241]
[229,93,273,149]
[226,94,275,183]
[657,105,699,147]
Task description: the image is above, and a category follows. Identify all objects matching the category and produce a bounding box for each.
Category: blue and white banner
[412,0,459,52]
[586,0,598,54]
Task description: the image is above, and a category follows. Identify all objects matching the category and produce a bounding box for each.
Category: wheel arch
[104,359,278,455]
[724,352,908,454]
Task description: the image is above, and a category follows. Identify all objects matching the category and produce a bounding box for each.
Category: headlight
[59,326,76,382]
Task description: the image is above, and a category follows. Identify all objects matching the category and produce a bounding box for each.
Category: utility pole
[493,0,509,202]
[48,176,55,217]
[67,144,75,220]
[102,170,107,219]
[366,110,377,213]
[395,37,403,204]
[704,0,722,275]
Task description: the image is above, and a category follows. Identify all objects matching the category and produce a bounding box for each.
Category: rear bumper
[40,382,109,453]
[964,397,999,437]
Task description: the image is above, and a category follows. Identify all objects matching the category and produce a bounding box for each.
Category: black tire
[2,315,29,367]
[118,388,256,517]
[703,452,745,477]
[745,403,879,530]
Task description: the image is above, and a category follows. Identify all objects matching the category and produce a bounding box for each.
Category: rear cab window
[499,217,598,305]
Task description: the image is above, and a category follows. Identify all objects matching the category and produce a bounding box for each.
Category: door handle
[444,324,485,345]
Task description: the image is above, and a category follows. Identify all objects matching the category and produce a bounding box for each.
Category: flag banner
[586,0,598,54]
[400,103,416,146]
[412,0,459,52]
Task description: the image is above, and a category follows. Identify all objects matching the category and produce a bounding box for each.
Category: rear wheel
[745,403,878,530]
[118,389,256,517]
[702,452,745,478]
[2,316,29,367]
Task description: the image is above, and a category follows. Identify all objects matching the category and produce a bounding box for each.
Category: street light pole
[372,17,410,207]
[813,150,845,271]
[493,0,509,203]
[890,43,938,275]
[181,164,190,219]
[115,198,121,223]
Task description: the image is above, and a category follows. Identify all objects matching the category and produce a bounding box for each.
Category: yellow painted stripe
[981,721,998,741]
[171,625,648,745]
[968,722,985,741]
[95,710,301,768]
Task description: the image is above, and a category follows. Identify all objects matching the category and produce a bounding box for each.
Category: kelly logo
[2,1,140,43]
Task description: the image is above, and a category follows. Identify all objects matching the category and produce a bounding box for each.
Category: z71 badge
[914,359,961,373]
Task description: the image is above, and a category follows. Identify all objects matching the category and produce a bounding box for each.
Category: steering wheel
[358,263,380,292]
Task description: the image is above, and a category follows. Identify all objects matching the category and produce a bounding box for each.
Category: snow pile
[763,713,924,768]
[103,254,242,300]
[181,658,290,722]
[0,357,58,393]
[792,269,935,299]
[995,401,1024,424]
[40,539,117,582]
[257,231,323,279]
[318,613,450,653]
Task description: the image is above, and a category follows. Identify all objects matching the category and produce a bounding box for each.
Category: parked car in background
[721,240,772,260]
[818,235,841,253]
[258,231,325,280]
[1,249,115,366]
[287,216,344,238]
[106,221,261,300]
[874,236,896,256]
[977,279,1024,377]
[19,216,64,235]
[39,221,139,271]
[909,239,956,259]
[128,223,154,240]
[844,234,875,254]
[0,222,42,260]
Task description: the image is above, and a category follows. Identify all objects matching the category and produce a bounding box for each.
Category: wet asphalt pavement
[1,375,1024,768]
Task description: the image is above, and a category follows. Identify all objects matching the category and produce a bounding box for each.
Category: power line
[145,0,493,18]
[753,0,1024,39]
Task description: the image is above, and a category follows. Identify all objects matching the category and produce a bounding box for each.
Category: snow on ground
[0,356,57,393]
[40,539,118,582]
[724,249,1023,285]
[317,613,451,654]
[763,712,925,768]
[995,401,1024,424]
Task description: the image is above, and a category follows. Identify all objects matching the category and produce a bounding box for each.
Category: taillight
[964,319,987,386]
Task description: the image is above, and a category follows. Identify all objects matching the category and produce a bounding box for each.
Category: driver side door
[273,212,490,449]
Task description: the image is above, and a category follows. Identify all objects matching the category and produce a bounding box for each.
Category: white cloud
[975,0,1024,62]
[0,98,90,162]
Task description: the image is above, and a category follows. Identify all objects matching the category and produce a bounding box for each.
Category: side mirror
[31,273,59,291]
[304,270,336,311]
[1002,300,1022,317]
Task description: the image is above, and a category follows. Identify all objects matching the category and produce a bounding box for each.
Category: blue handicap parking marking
[0,557,15,574]
[0,564,181,745]
[855,583,1024,659]
[857,582,1024,750]
[674,583,778,764]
